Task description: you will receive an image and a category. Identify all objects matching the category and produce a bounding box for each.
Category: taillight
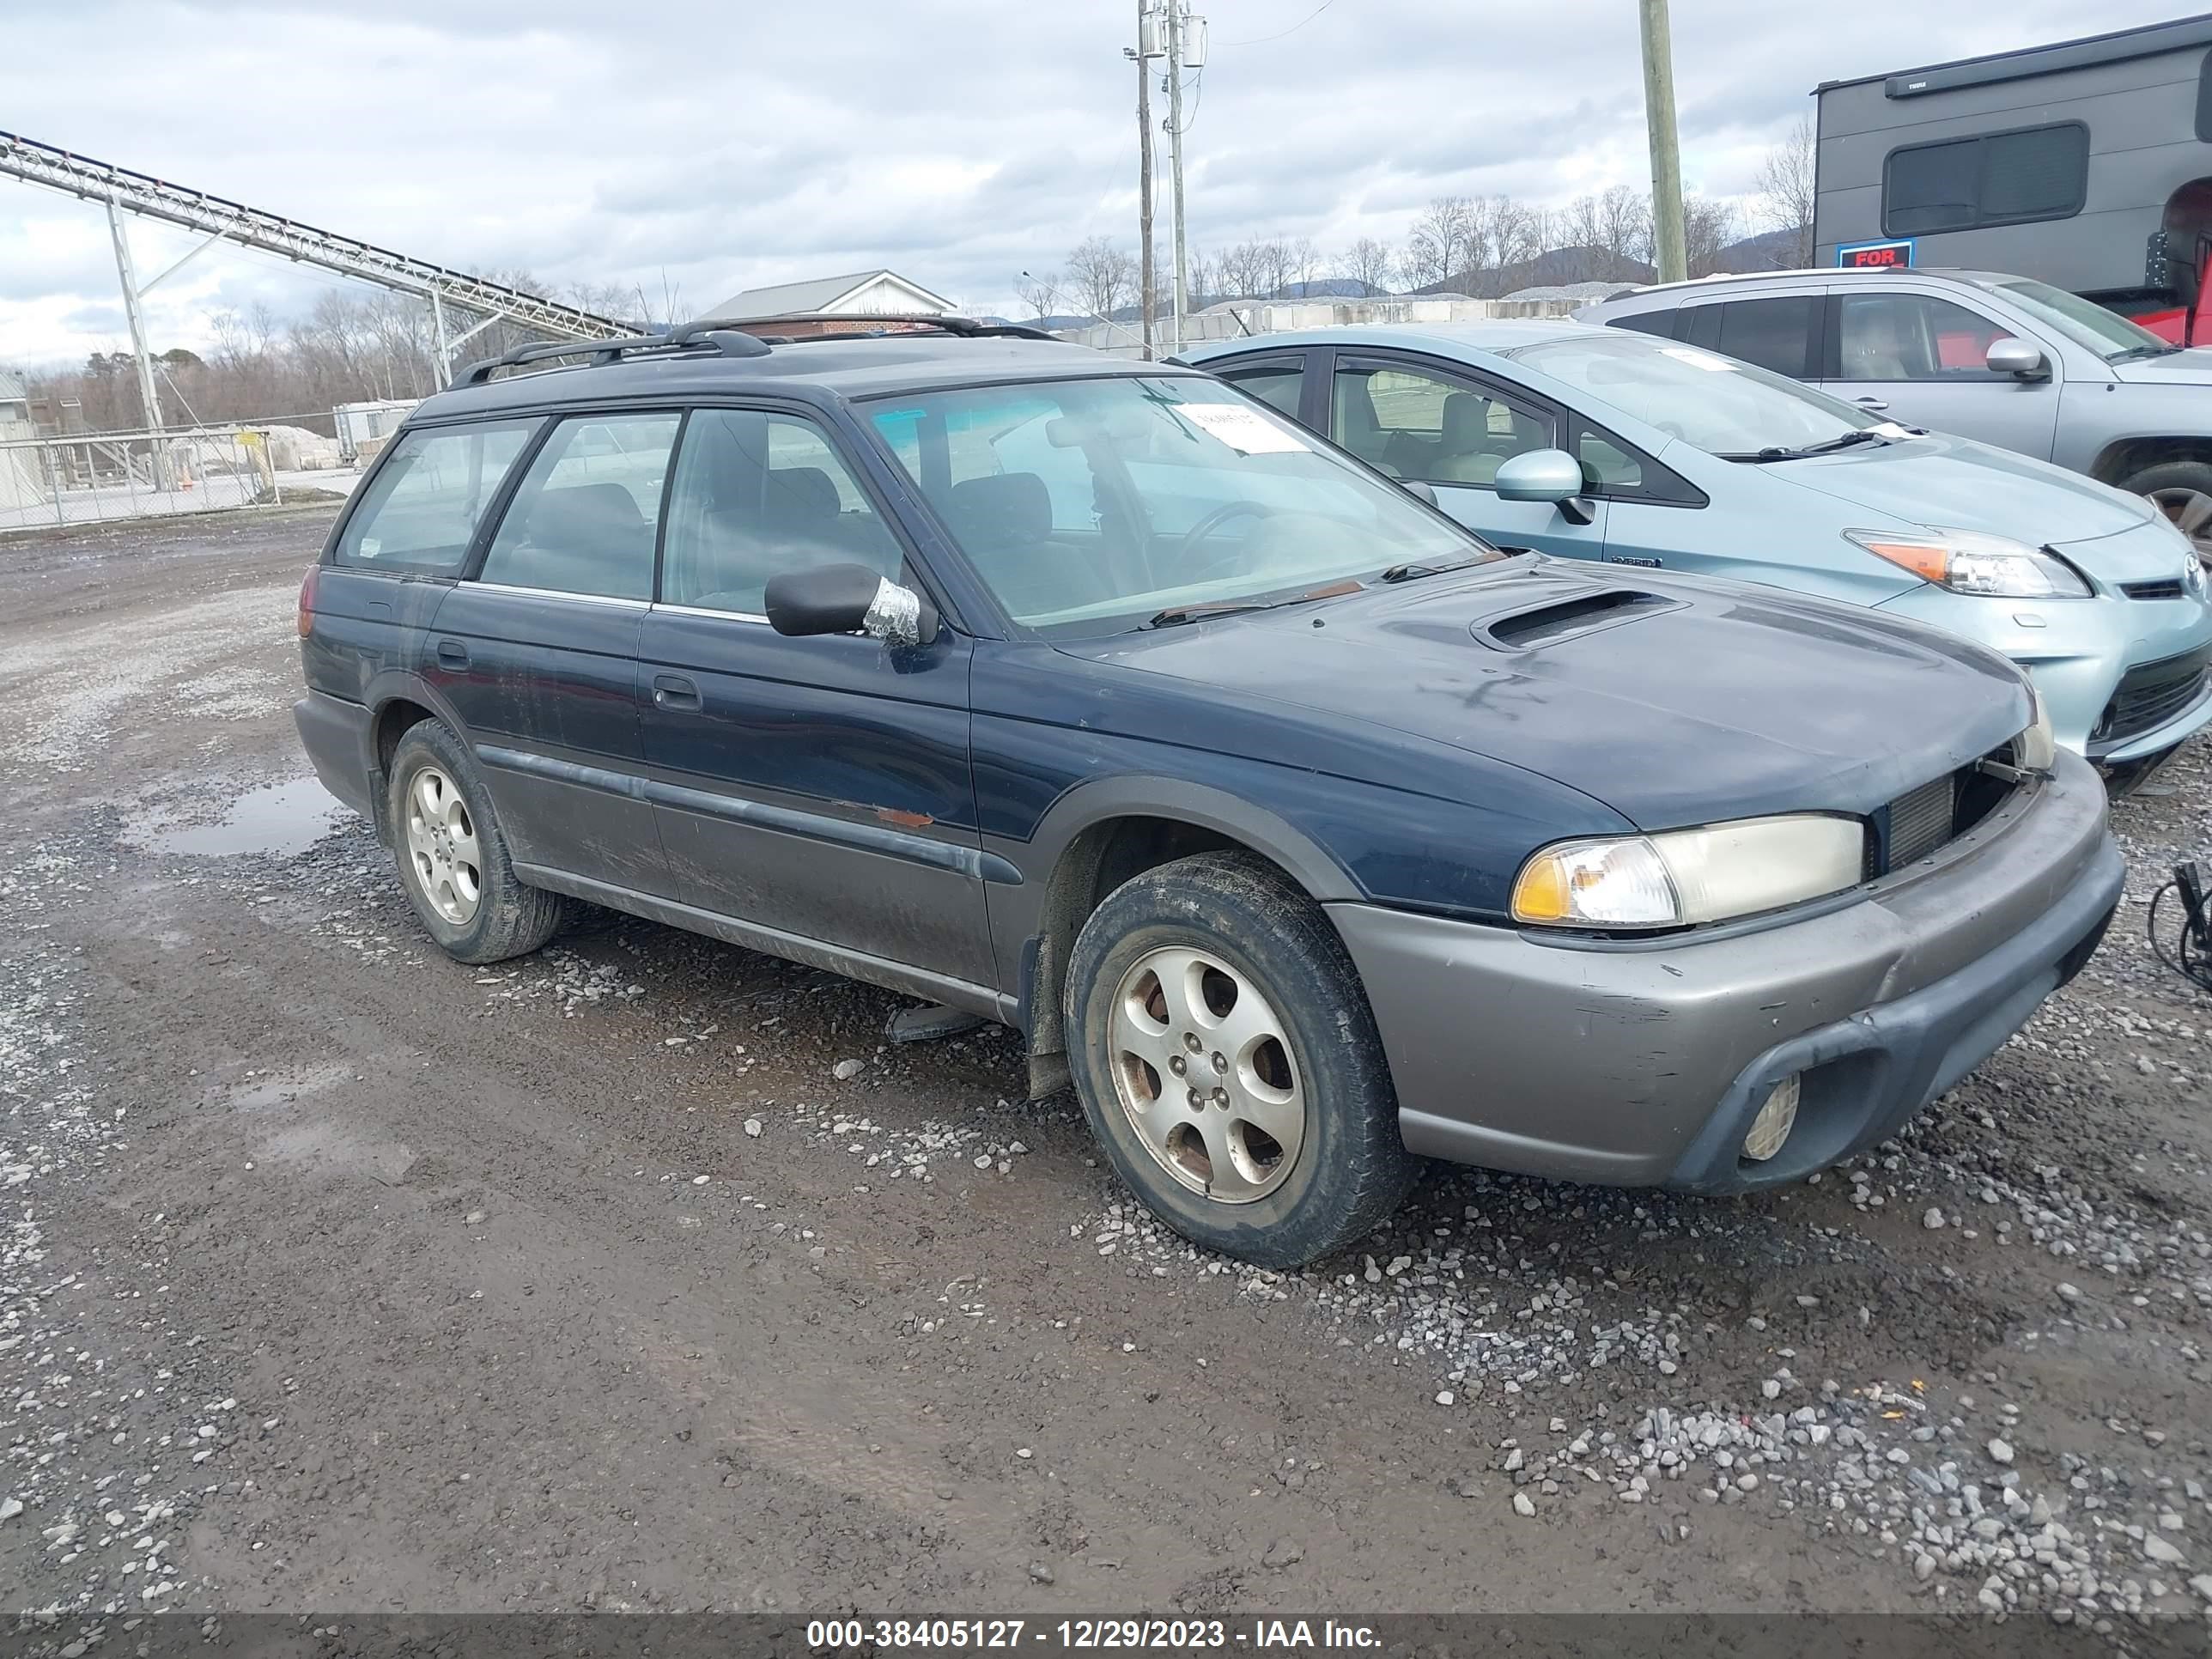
[297,563,319,638]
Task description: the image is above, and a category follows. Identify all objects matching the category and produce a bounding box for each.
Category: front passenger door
[1328,356,1606,556]
[638,407,993,988]
[1820,290,2062,459]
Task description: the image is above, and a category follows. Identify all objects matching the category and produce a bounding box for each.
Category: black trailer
[1813,12,2212,340]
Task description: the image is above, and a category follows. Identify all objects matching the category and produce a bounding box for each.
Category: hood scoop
[1479,586,1681,650]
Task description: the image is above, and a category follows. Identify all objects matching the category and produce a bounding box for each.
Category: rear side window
[476,413,683,600]
[1882,123,2087,236]
[1218,360,1308,421]
[1708,296,1819,379]
[1606,309,1678,339]
[333,422,536,574]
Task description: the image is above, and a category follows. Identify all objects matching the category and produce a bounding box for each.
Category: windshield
[1504,333,1881,457]
[866,375,1500,636]
[1983,277,2173,363]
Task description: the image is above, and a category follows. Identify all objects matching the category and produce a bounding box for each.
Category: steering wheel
[1174,500,1274,580]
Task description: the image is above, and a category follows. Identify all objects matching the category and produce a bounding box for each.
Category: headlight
[2016,684,2057,772]
[1511,815,1865,930]
[1845,526,2090,599]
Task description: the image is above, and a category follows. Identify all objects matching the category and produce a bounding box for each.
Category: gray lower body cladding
[1332,750,2122,1192]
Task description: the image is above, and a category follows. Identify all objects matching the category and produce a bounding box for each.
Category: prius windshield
[1507,332,1883,459]
[866,375,1498,636]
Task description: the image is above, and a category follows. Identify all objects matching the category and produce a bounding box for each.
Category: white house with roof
[701,268,956,324]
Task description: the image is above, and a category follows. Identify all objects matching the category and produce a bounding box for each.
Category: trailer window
[1882,123,2087,237]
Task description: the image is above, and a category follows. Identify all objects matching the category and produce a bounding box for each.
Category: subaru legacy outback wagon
[294,316,2123,1267]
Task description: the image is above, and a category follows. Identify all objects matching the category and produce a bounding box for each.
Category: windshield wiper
[1723,429,1891,464]
[1145,580,1364,629]
[1379,555,1494,583]
[2111,342,2184,362]
[1146,599,1284,628]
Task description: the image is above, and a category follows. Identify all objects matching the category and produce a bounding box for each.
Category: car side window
[475,413,680,600]
[1218,361,1306,422]
[333,421,537,574]
[1835,294,2016,382]
[660,409,904,617]
[1708,296,1819,379]
[1568,417,1705,507]
[1606,310,1678,340]
[1332,361,1551,487]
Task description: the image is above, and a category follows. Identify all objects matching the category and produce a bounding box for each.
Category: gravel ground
[3,507,2212,1640]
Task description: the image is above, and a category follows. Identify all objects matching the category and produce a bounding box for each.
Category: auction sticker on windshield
[1180,402,1310,454]
[1659,347,1738,373]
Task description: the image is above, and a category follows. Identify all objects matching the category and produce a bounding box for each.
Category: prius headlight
[1511,815,1866,931]
[1845,526,2090,599]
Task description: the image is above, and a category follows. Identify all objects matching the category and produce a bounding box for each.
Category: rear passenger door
[636,405,993,988]
[428,410,681,896]
[1327,354,1606,556]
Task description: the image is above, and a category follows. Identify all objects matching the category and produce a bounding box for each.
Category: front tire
[386,721,570,964]
[2121,459,2212,566]
[1065,852,1416,1268]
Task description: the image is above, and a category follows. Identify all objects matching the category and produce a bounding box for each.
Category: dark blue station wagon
[295,317,2124,1266]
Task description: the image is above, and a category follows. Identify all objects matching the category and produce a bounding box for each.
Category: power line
[1217,0,1337,47]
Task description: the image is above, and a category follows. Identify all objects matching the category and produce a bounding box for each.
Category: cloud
[0,0,2182,365]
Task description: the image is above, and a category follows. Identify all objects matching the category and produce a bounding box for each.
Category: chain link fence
[0,427,294,533]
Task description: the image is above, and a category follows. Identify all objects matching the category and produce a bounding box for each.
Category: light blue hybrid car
[1182,321,2212,769]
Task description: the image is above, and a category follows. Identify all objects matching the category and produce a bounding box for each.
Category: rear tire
[1065,851,1416,1268]
[2120,459,2212,566]
[386,721,571,964]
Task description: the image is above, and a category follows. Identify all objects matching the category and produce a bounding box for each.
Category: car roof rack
[719,312,1060,343]
[454,313,1060,387]
[455,319,771,386]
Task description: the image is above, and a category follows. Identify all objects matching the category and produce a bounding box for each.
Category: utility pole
[106,201,171,489]
[1165,0,1189,354]
[1638,0,1686,284]
[1133,4,1158,360]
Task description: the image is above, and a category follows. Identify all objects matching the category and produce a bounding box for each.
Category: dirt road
[3,508,2210,1637]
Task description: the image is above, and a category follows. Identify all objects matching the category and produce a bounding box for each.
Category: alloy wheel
[403,764,482,926]
[1108,945,1304,1203]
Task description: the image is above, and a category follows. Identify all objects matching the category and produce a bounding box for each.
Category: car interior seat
[946,471,1111,618]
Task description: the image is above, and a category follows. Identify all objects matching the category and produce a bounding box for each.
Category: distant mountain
[1706,227,1809,274]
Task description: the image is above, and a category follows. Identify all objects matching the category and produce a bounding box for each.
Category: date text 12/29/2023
[805,1619,1382,1650]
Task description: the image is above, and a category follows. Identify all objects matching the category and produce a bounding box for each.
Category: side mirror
[1401,479,1439,507]
[1985,337,2049,380]
[764,563,939,647]
[1493,447,1588,505]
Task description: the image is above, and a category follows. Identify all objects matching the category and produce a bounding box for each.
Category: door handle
[653,673,702,710]
[435,638,470,669]
[1853,397,1889,411]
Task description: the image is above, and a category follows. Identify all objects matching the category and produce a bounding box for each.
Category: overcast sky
[0,0,2185,367]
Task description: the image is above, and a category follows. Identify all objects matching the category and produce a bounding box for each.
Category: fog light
[1741,1075,1801,1163]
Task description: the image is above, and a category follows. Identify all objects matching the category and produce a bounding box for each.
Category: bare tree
[1014,270,1058,320]
[1285,235,1322,295]
[1214,240,1268,300]
[1337,236,1395,296]
[1401,196,1477,290]
[1064,236,1139,320]
[1757,112,1817,266]
[1684,195,1738,277]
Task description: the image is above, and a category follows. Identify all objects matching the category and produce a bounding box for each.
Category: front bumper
[1873,581,2212,762]
[1331,749,2121,1193]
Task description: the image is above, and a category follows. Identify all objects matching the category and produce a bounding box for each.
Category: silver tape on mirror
[863,578,922,646]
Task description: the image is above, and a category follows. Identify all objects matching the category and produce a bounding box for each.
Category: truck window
[333,421,537,574]
[1883,123,2087,236]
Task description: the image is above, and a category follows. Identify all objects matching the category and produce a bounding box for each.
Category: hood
[1062,560,2029,830]
[2110,347,2212,387]
[1766,429,2150,544]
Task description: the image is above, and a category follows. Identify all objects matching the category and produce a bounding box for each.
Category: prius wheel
[386,721,570,964]
[1066,852,1415,1268]
[2126,460,2212,564]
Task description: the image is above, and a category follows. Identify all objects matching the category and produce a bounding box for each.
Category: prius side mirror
[765,562,939,647]
[1986,337,2049,380]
